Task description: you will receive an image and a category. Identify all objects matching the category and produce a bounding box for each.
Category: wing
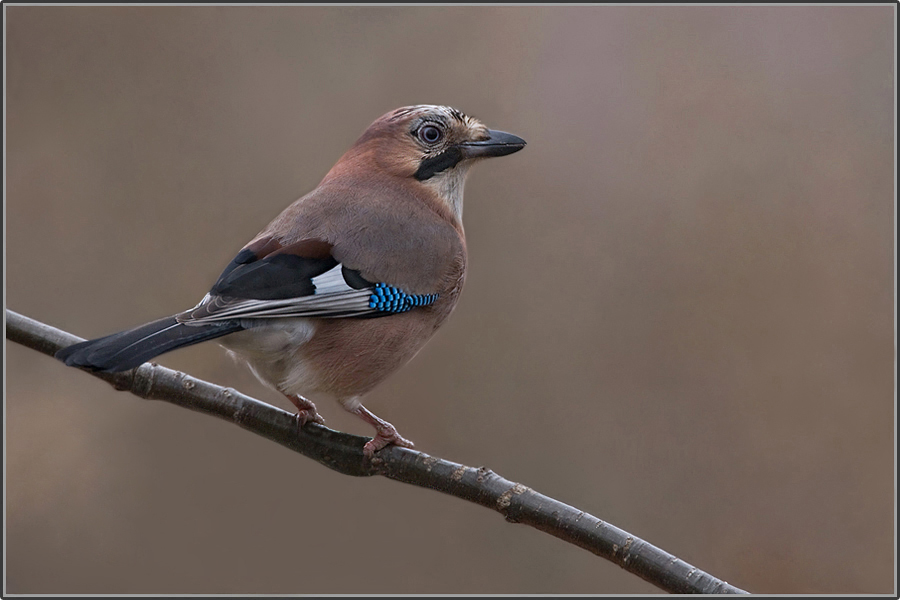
[177,237,438,324]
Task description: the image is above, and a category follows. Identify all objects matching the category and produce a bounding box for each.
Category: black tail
[55,315,243,373]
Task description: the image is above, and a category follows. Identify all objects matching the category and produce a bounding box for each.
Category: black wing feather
[210,240,338,300]
[211,253,338,300]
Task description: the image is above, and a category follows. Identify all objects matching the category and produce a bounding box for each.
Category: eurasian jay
[56,105,526,456]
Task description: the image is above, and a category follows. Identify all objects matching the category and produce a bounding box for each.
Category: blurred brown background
[5,5,894,595]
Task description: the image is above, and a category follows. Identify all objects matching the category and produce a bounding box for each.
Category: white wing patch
[310,265,360,295]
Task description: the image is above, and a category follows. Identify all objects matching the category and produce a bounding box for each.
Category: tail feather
[55,315,243,373]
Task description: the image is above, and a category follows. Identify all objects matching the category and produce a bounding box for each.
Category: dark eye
[418,125,443,144]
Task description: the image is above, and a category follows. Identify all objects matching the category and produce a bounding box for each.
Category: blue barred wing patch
[369,283,439,313]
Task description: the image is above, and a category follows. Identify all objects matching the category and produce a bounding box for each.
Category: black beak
[459,129,527,159]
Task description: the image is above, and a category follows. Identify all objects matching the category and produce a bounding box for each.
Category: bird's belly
[218,306,451,401]
[218,318,320,395]
[296,310,444,399]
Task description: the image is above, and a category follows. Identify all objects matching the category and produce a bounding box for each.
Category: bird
[56,104,526,457]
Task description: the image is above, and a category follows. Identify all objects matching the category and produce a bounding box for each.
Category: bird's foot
[286,394,326,428]
[362,425,415,458]
[295,409,325,429]
[349,404,414,458]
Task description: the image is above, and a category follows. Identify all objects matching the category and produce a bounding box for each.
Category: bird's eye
[418,125,443,144]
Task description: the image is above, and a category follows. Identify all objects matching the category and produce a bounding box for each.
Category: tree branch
[5,309,748,594]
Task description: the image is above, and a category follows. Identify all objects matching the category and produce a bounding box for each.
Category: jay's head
[324,105,526,221]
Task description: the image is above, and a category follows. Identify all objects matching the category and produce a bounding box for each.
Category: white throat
[423,162,472,223]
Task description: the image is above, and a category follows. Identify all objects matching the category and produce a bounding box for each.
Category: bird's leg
[286,394,326,428]
[347,403,414,457]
